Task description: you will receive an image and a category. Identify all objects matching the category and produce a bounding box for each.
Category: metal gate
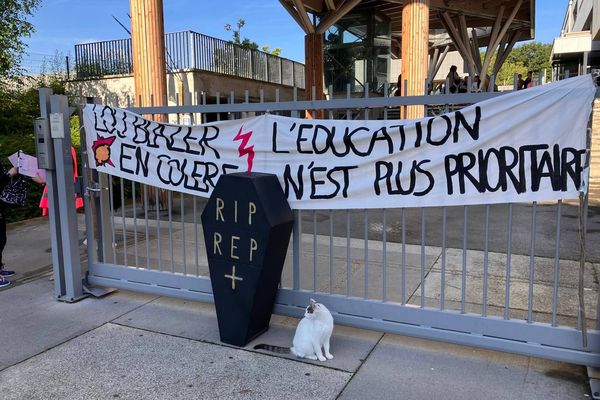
[76,87,599,368]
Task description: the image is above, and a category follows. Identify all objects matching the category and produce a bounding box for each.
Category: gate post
[47,94,85,302]
[79,97,112,263]
[38,88,65,299]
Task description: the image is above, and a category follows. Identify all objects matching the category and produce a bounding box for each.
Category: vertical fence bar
[229,90,235,120]
[313,210,317,292]
[120,178,127,266]
[364,82,369,120]
[441,206,447,310]
[143,185,150,269]
[201,92,207,123]
[175,93,181,124]
[528,202,537,323]
[108,175,117,263]
[168,191,174,273]
[383,81,389,120]
[383,209,388,302]
[483,205,490,317]
[187,91,194,124]
[461,206,467,313]
[132,182,139,268]
[193,195,199,276]
[155,187,162,271]
[364,209,369,299]
[504,203,513,320]
[403,79,408,117]
[293,210,301,290]
[328,85,334,119]
[401,208,406,305]
[420,208,425,308]
[291,88,298,118]
[552,201,562,326]
[260,89,264,109]
[329,210,333,294]
[346,209,351,297]
[444,77,450,114]
[346,83,351,119]
[181,192,186,275]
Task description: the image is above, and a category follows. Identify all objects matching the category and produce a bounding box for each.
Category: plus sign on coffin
[224,265,243,290]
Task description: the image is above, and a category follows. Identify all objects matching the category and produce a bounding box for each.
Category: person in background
[472,75,481,92]
[458,76,469,93]
[0,166,19,288]
[394,74,402,96]
[523,71,533,89]
[517,73,524,90]
[446,65,461,93]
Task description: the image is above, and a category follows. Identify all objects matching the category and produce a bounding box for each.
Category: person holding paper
[0,166,19,288]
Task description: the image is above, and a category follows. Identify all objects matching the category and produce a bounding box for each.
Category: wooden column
[130,0,168,209]
[130,0,167,118]
[401,0,429,119]
[305,33,324,117]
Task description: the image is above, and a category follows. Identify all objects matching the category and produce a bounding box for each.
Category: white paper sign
[83,75,595,209]
[49,113,65,139]
[8,151,45,178]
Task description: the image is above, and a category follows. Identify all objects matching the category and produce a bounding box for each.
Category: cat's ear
[309,298,317,306]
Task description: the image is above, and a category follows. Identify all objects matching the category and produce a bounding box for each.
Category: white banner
[84,75,595,209]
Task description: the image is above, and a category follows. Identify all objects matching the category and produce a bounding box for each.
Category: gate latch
[86,182,107,197]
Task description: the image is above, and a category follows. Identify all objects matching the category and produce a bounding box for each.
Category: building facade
[551,0,600,79]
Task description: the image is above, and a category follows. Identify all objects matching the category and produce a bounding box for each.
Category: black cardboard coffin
[201,172,293,346]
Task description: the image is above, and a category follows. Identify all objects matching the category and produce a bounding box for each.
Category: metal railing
[74,31,305,89]
[81,85,599,369]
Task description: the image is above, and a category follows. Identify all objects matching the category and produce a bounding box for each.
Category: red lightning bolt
[234,126,255,172]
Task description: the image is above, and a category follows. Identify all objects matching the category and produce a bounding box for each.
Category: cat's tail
[253,344,291,354]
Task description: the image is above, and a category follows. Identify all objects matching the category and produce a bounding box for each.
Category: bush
[0,76,82,222]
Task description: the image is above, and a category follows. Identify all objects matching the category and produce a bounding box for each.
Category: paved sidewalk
[3,217,53,279]
[0,218,594,399]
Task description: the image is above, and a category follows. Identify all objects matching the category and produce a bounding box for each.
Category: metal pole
[50,94,85,302]
[38,88,65,299]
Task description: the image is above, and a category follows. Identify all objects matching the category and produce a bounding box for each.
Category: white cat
[254,298,334,361]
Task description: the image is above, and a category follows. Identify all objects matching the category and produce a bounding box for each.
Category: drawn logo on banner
[91,133,116,167]
[234,126,254,172]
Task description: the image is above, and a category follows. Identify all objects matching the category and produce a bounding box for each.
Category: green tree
[262,45,282,57]
[0,0,41,86]
[496,60,527,87]
[481,42,552,86]
[224,19,282,56]
[505,42,552,72]
[497,42,552,84]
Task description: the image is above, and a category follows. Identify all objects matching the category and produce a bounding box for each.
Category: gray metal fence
[74,31,305,89]
[81,86,599,368]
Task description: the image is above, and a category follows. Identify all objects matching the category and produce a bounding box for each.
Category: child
[0,166,19,288]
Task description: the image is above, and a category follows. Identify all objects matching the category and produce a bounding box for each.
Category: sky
[22,0,567,73]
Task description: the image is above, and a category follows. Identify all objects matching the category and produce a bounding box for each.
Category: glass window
[323,10,391,94]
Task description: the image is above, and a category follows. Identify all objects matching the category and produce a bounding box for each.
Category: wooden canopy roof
[280,0,535,49]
